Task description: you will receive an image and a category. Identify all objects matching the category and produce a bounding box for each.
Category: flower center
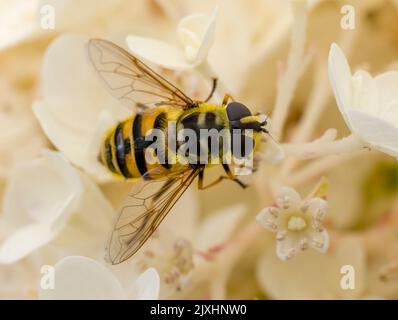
[287,216,307,231]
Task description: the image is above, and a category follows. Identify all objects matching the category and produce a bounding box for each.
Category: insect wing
[87,39,194,109]
[107,168,199,264]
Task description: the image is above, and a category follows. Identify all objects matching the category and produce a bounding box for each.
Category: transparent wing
[87,38,194,109]
[107,167,200,264]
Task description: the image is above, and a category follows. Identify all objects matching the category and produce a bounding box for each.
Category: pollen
[287,216,307,231]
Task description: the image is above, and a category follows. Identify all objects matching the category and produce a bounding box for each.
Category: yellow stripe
[109,129,121,175]
[122,116,142,178]
[140,109,166,179]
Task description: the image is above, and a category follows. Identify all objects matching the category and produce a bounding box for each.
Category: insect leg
[204,78,218,102]
[222,94,236,106]
[198,165,248,190]
[198,169,225,190]
[222,164,248,189]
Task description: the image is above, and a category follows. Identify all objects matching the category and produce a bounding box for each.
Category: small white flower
[39,256,160,300]
[0,150,114,264]
[126,8,218,70]
[256,186,329,261]
[136,231,194,297]
[328,43,398,158]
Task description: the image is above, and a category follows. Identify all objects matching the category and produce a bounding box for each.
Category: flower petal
[307,229,329,253]
[39,256,125,299]
[178,7,218,65]
[347,109,398,157]
[275,234,300,261]
[374,71,398,104]
[374,71,398,121]
[256,207,279,232]
[275,187,301,209]
[306,197,327,220]
[128,268,160,300]
[126,36,191,69]
[0,223,55,264]
[33,102,115,182]
[328,43,353,129]
[2,150,82,228]
[41,34,124,127]
[351,70,379,116]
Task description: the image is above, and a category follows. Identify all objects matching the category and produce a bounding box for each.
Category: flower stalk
[282,133,367,159]
[270,0,309,140]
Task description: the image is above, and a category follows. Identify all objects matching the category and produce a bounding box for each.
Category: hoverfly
[87,39,268,264]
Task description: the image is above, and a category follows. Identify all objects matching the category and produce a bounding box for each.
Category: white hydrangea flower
[39,256,160,300]
[33,34,130,182]
[126,8,218,70]
[328,43,398,158]
[256,186,329,261]
[0,150,114,264]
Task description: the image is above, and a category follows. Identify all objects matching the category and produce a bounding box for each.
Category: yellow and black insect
[87,39,268,264]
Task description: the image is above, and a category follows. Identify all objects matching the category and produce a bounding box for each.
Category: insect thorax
[176,104,230,164]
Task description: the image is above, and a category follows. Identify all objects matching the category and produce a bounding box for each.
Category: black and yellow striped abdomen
[99,105,179,179]
[99,103,235,180]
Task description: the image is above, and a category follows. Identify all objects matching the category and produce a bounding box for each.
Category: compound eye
[226,102,251,121]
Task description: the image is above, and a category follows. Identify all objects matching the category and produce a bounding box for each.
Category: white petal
[275,234,300,261]
[307,229,329,253]
[2,150,82,228]
[48,168,116,258]
[42,34,122,126]
[306,197,327,220]
[275,186,301,209]
[374,71,398,120]
[126,36,191,69]
[256,207,279,232]
[128,268,160,300]
[347,109,398,157]
[351,70,379,115]
[194,9,218,65]
[178,7,218,65]
[39,256,125,300]
[374,71,398,103]
[328,43,353,129]
[34,102,116,182]
[0,223,55,264]
[195,204,246,251]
